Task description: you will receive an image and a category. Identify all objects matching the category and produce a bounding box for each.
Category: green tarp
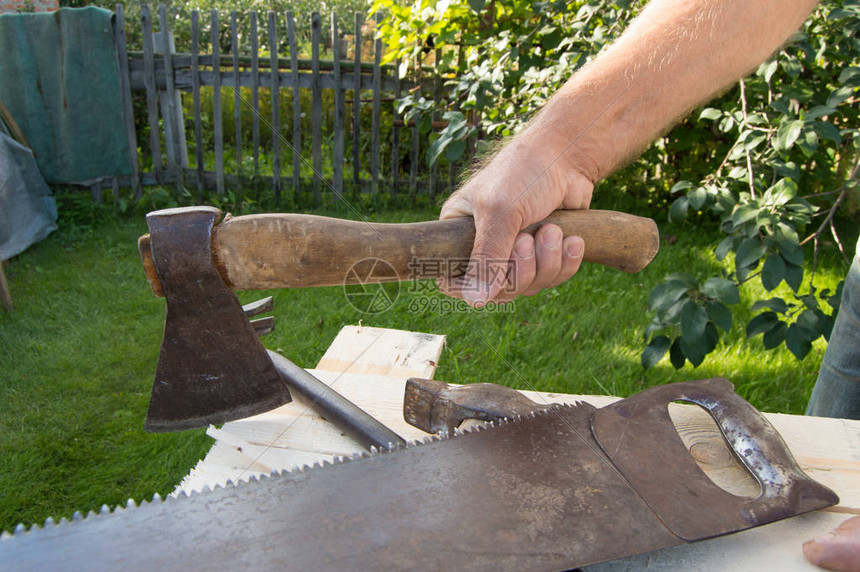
[0,7,131,184]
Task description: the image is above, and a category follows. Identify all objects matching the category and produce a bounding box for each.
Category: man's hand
[438,134,593,306]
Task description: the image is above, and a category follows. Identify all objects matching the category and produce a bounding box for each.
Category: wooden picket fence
[106,4,475,204]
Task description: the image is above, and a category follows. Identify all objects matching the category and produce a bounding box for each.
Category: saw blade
[0,403,681,571]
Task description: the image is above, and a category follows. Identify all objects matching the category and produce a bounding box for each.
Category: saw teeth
[152,493,162,503]
[126,499,136,509]
[100,504,111,515]
[72,511,83,522]
[43,517,55,527]
[14,523,26,535]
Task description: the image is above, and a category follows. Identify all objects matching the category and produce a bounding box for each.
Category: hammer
[138,206,658,433]
[403,378,552,436]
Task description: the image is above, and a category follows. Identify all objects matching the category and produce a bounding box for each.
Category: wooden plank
[230,10,242,194]
[331,12,344,201]
[268,11,281,200]
[250,11,260,177]
[157,5,185,183]
[0,260,13,312]
[352,12,363,187]
[140,5,163,183]
[287,12,301,197]
[190,10,204,198]
[311,12,322,205]
[211,9,225,195]
[391,58,402,195]
[113,4,141,199]
[315,325,445,378]
[370,12,382,198]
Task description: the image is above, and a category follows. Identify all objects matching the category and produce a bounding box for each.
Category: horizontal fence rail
[104,3,479,205]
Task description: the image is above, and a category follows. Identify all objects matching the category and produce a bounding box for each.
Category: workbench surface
[179,325,860,571]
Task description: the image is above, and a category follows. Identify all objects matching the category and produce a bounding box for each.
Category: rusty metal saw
[0,378,837,570]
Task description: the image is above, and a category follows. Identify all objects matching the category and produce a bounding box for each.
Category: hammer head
[142,207,291,432]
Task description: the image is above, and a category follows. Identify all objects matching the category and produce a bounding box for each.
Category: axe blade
[143,207,291,432]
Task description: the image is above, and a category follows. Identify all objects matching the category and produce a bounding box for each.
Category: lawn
[0,195,848,532]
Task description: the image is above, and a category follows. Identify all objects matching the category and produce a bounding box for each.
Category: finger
[460,211,522,306]
[522,224,563,297]
[555,236,585,286]
[494,233,537,302]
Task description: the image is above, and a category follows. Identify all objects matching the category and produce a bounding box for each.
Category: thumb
[462,211,521,306]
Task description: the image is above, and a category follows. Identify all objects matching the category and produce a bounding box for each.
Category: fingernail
[463,280,490,308]
[565,237,584,259]
[542,227,562,249]
[514,235,534,259]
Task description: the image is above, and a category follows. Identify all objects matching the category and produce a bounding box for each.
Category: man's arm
[440,0,819,306]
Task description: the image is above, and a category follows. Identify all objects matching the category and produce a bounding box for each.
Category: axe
[138,206,659,433]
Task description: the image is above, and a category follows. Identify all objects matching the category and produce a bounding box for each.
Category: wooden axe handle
[139,209,659,297]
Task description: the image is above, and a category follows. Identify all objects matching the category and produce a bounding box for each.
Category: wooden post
[352,12,363,189]
[428,47,442,201]
[231,10,243,196]
[311,12,322,205]
[250,11,260,178]
[113,4,141,199]
[191,10,204,197]
[288,12,301,197]
[0,260,12,312]
[268,11,281,200]
[140,5,163,183]
[391,58,402,196]
[331,12,344,202]
[211,9,225,195]
[157,4,187,183]
[370,12,382,198]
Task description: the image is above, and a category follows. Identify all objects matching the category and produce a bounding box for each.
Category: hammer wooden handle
[140,209,659,296]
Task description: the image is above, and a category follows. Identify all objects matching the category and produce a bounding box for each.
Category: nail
[462,280,490,308]
[542,227,562,249]
[514,235,534,259]
[565,237,584,259]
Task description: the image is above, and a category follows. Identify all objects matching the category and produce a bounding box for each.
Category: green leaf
[445,139,466,162]
[426,135,450,168]
[665,273,700,288]
[701,277,740,304]
[669,196,689,222]
[751,297,789,314]
[736,238,766,269]
[706,301,733,332]
[467,0,485,12]
[759,59,779,82]
[767,178,797,205]
[715,236,734,261]
[689,187,708,210]
[670,181,693,194]
[699,108,722,121]
[641,336,670,369]
[775,237,804,265]
[774,120,805,152]
[680,300,708,341]
[648,280,690,313]
[762,321,787,349]
[784,262,803,292]
[761,254,786,291]
[669,338,686,369]
[785,323,813,360]
[813,121,842,145]
[747,312,779,337]
[679,332,707,367]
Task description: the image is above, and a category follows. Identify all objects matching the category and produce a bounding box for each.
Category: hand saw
[0,379,837,570]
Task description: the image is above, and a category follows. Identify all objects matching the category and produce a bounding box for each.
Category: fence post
[140,5,163,184]
[352,12,363,191]
[287,12,301,198]
[370,12,382,198]
[211,10,225,195]
[250,12,260,179]
[191,10,204,197]
[311,12,323,205]
[156,5,187,184]
[268,11,281,201]
[113,4,141,199]
[230,10,243,198]
[331,12,344,202]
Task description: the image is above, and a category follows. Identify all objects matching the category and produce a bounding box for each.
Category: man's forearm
[527,0,819,182]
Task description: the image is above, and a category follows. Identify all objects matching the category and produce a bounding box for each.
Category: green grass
[0,199,849,532]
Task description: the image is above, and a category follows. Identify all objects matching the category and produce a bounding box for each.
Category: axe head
[142,206,291,432]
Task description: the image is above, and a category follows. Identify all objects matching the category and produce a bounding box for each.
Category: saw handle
[591,378,838,540]
[140,208,659,296]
